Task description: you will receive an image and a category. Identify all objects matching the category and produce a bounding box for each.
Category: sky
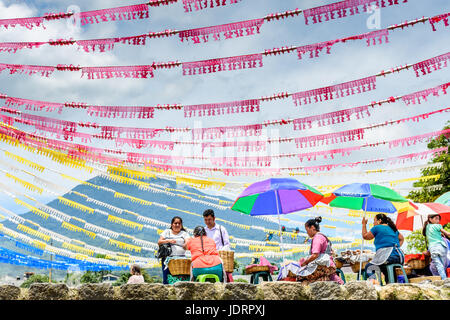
[0,0,449,240]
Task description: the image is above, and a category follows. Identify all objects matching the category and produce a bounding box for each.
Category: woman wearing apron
[296,217,344,285]
[362,213,405,284]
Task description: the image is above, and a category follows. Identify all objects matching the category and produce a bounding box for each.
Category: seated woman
[184,226,225,282]
[127,264,145,284]
[362,213,405,284]
[297,217,344,285]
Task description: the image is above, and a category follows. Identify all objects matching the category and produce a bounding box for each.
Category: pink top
[127,275,144,284]
[186,236,222,269]
[310,233,335,267]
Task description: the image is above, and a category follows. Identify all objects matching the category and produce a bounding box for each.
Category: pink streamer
[401,82,449,105]
[79,4,150,26]
[202,140,266,152]
[429,13,450,31]
[100,127,163,140]
[296,40,340,60]
[388,129,450,148]
[293,105,370,130]
[127,153,185,165]
[210,156,272,167]
[81,65,154,79]
[292,76,376,106]
[0,42,45,54]
[5,97,63,113]
[182,54,263,75]
[192,124,263,140]
[297,146,362,162]
[76,34,148,53]
[294,128,365,148]
[182,0,242,12]
[0,16,44,30]
[0,63,55,78]
[184,99,260,117]
[303,0,408,25]
[115,138,174,150]
[386,148,447,165]
[412,52,450,77]
[87,106,155,119]
[179,19,264,43]
[342,29,389,46]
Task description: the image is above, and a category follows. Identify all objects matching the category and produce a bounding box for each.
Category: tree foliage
[408,122,450,203]
[20,274,56,288]
[80,270,111,284]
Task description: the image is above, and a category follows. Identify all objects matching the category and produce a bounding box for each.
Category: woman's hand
[362,217,368,225]
[167,239,176,244]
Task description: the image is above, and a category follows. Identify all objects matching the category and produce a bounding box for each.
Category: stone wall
[0,279,448,300]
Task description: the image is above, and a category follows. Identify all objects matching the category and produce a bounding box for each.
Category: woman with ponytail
[294,217,344,285]
[422,214,450,279]
[362,213,405,284]
[184,226,225,282]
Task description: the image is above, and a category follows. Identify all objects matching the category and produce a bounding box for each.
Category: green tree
[80,270,111,284]
[408,122,449,203]
[20,274,56,288]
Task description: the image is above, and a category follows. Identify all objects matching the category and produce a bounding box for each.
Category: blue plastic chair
[386,264,409,284]
[250,271,273,284]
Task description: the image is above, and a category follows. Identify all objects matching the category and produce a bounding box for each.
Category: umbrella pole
[359,197,369,280]
[274,190,286,266]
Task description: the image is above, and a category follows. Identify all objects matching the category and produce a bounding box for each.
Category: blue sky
[0,0,449,241]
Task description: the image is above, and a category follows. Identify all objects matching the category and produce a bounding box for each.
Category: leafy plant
[233,278,248,283]
[80,270,111,284]
[20,274,56,288]
[405,230,427,254]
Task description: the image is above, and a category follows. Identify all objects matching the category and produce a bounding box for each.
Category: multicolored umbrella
[320,183,408,277]
[231,178,324,262]
[396,202,450,231]
[231,178,324,216]
[321,183,408,212]
[435,191,450,206]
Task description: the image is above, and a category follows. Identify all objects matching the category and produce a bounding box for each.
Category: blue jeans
[365,252,403,284]
[161,257,170,284]
[429,244,448,280]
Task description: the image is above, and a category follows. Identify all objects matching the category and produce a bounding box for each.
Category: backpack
[156,243,172,260]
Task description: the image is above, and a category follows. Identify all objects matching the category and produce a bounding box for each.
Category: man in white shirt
[203,209,234,282]
[203,209,231,250]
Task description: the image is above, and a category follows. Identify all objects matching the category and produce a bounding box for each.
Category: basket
[395,266,412,276]
[287,270,297,278]
[245,265,270,274]
[409,276,441,283]
[219,250,235,273]
[350,261,369,273]
[168,258,191,276]
[407,259,428,270]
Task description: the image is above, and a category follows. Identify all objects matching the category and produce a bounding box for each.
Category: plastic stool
[250,271,273,285]
[336,268,346,284]
[386,264,409,284]
[196,274,220,283]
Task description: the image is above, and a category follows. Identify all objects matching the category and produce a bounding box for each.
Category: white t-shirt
[127,275,144,284]
[160,229,189,257]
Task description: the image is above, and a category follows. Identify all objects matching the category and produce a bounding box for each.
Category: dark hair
[375,214,398,233]
[305,216,322,231]
[193,226,207,253]
[131,264,141,275]
[170,216,186,232]
[203,209,215,218]
[422,214,441,237]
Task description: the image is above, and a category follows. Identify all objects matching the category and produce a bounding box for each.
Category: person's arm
[398,232,404,247]
[441,228,450,238]
[222,227,231,248]
[301,253,319,266]
[362,217,375,240]
[158,231,176,245]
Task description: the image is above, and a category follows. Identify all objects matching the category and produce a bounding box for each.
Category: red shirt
[186,236,222,269]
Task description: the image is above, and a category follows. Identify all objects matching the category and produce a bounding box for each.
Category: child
[423,214,450,279]
[127,264,145,284]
